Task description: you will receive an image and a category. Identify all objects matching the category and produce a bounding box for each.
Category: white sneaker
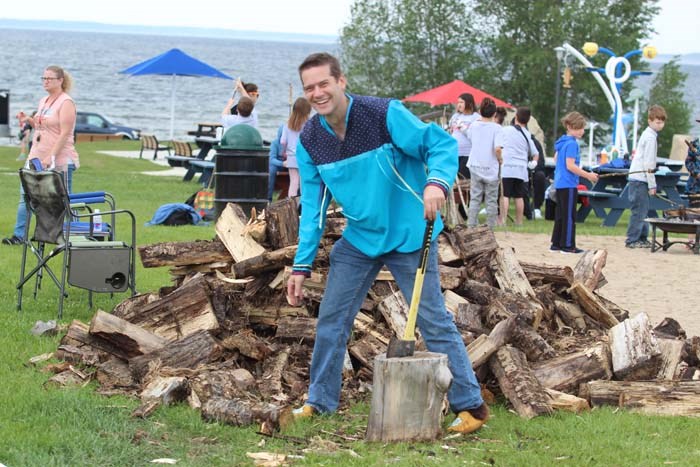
[479,208,487,215]
[534,209,542,220]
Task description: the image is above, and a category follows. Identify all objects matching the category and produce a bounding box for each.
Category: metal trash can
[0,89,9,138]
[214,125,269,219]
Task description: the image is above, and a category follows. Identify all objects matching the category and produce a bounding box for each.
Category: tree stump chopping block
[366,351,452,442]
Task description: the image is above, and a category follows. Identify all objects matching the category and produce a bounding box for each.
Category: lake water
[0,28,336,141]
[1,28,697,142]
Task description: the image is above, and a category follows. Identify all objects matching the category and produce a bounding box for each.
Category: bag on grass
[146,203,202,226]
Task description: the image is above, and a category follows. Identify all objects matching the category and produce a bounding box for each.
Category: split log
[458,279,539,326]
[265,197,299,250]
[215,203,266,262]
[55,344,101,367]
[467,316,516,368]
[464,250,497,285]
[113,274,219,341]
[324,217,347,238]
[657,338,684,380]
[439,265,464,290]
[231,245,297,278]
[520,261,574,287]
[594,293,629,322]
[377,290,409,338]
[573,249,608,291]
[129,330,222,382]
[685,337,700,367]
[201,397,281,427]
[349,333,388,371]
[654,318,686,340]
[545,388,590,413]
[453,302,486,335]
[490,247,537,301]
[169,261,231,278]
[580,380,700,417]
[60,320,130,361]
[220,330,273,361]
[260,347,290,398]
[489,345,552,419]
[140,376,189,405]
[275,316,317,341]
[45,368,88,388]
[139,240,232,268]
[553,298,587,331]
[511,320,557,363]
[353,312,390,345]
[366,352,452,441]
[112,292,160,317]
[532,343,613,393]
[567,282,619,329]
[244,305,309,327]
[190,368,255,404]
[437,233,461,265]
[608,313,661,380]
[89,311,167,358]
[444,224,498,260]
[443,290,469,315]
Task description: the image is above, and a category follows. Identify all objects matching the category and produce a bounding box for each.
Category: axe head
[386,336,415,358]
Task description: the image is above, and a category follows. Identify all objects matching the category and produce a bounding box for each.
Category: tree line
[339,0,690,152]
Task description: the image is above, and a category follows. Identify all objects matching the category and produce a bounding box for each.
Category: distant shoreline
[0,19,337,45]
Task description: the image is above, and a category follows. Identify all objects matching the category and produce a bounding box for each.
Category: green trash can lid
[219,124,264,150]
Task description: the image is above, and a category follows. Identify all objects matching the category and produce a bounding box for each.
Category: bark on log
[608,313,661,380]
[654,318,686,339]
[265,197,299,250]
[573,249,608,291]
[458,279,538,326]
[260,347,290,398]
[129,330,222,382]
[275,316,317,341]
[520,261,574,287]
[378,290,409,338]
[439,265,464,290]
[580,380,700,417]
[349,333,388,371]
[511,320,557,363]
[595,293,630,322]
[140,376,189,405]
[553,298,587,331]
[89,311,167,358]
[532,343,613,393]
[231,245,297,278]
[489,345,552,419]
[139,240,232,268]
[437,233,462,265]
[201,397,281,427]
[220,330,273,361]
[244,305,309,327]
[453,302,486,335]
[324,217,347,238]
[113,274,219,341]
[111,292,160,318]
[96,358,137,389]
[467,316,516,368]
[189,368,255,404]
[445,224,498,260]
[215,203,266,262]
[567,282,619,329]
[366,352,452,442]
[490,247,537,300]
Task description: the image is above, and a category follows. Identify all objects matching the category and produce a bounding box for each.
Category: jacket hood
[555,134,577,153]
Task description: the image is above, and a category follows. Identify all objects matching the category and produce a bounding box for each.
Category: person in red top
[3,65,79,245]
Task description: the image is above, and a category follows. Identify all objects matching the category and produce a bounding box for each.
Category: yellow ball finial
[643,46,657,59]
[583,42,599,57]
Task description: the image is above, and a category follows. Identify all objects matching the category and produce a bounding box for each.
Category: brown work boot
[291,404,316,419]
[447,403,489,434]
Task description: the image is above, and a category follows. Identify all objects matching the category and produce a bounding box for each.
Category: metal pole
[552,54,563,145]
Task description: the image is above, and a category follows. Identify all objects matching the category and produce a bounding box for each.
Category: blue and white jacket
[292,94,457,275]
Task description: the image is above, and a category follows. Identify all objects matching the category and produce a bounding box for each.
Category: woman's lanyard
[37,94,61,128]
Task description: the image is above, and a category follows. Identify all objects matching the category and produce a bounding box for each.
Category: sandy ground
[494,231,700,337]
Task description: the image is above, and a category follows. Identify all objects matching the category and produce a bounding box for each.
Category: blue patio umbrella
[120,48,232,139]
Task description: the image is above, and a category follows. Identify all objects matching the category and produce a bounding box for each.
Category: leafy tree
[339,0,484,101]
[646,57,691,153]
[469,0,660,148]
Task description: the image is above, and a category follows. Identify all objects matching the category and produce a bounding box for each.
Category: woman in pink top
[3,65,79,245]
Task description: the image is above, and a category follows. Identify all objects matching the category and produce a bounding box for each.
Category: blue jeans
[626,180,649,244]
[307,237,483,414]
[14,164,75,239]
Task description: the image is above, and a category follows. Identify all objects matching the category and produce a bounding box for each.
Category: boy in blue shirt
[551,112,599,254]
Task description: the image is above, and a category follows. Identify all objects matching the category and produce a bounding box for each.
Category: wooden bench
[75,133,125,143]
[165,141,194,167]
[139,134,171,160]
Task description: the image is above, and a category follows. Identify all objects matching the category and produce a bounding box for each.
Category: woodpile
[41,200,700,432]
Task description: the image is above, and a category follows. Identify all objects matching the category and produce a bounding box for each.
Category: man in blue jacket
[286,53,487,434]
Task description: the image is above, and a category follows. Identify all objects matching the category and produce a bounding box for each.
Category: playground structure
[559,42,657,165]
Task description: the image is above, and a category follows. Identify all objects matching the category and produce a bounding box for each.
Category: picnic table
[647,217,700,254]
[187,122,222,142]
[182,136,219,183]
[576,167,685,227]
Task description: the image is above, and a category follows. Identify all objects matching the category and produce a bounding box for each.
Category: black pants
[551,187,577,249]
[458,156,470,179]
[532,170,547,210]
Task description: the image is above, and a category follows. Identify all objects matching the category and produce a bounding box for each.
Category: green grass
[1,142,699,466]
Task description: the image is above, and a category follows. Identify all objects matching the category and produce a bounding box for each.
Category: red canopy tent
[403,79,512,108]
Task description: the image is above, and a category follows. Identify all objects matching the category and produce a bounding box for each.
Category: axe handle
[402,220,434,341]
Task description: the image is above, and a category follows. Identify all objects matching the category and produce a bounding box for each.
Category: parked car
[75,112,141,140]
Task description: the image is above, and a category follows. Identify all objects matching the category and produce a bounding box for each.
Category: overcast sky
[1,0,697,54]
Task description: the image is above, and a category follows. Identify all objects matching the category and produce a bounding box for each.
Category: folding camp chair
[16,169,137,319]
